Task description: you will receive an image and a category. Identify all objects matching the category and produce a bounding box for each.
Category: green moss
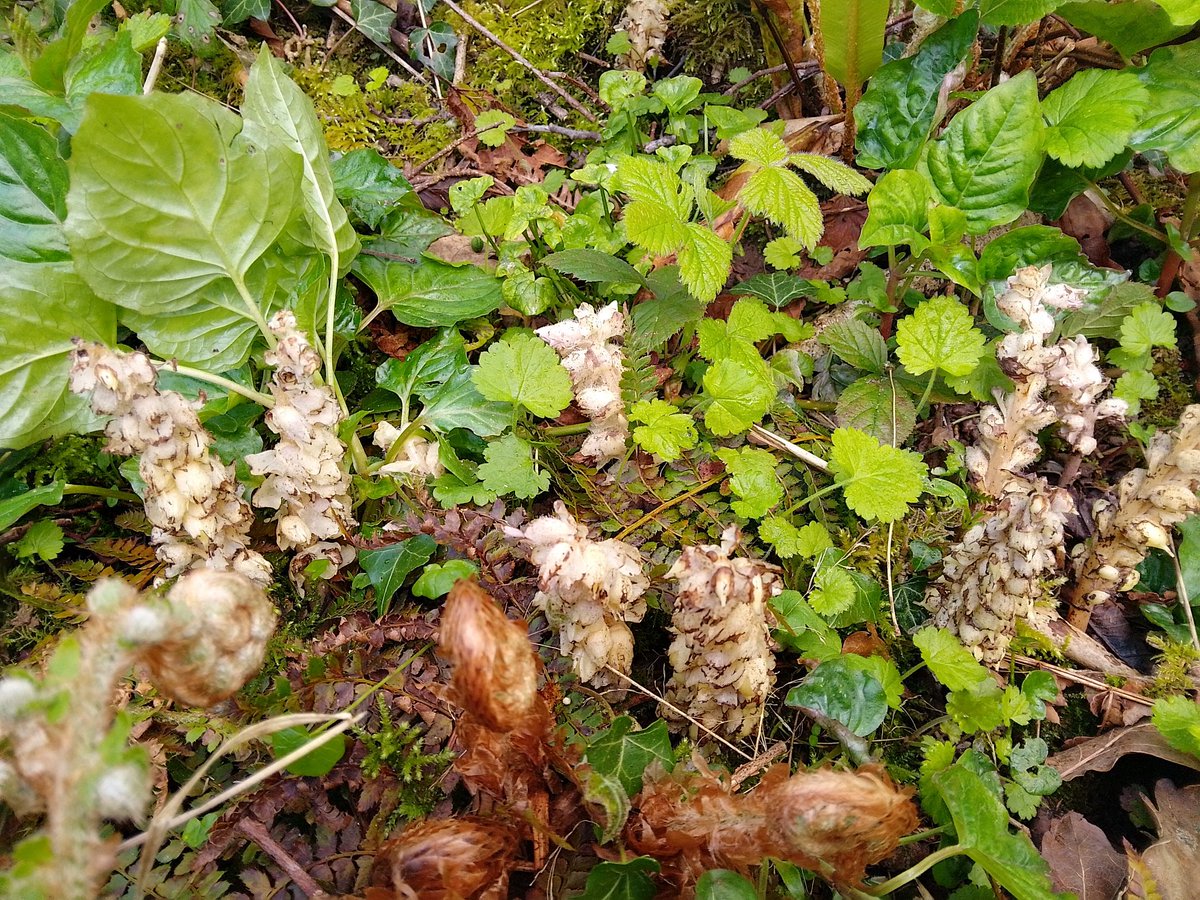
[290,63,456,162]
[669,0,760,81]
[1138,348,1193,431]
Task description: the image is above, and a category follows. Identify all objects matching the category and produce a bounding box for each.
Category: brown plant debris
[625,761,918,892]
[369,816,520,900]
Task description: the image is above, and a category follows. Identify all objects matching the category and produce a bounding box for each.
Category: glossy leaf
[270,726,347,777]
[785,656,888,736]
[1057,0,1193,56]
[1042,69,1149,168]
[542,249,646,285]
[585,716,674,797]
[330,148,415,229]
[980,0,1064,26]
[359,534,438,614]
[1131,40,1200,173]
[354,256,503,327]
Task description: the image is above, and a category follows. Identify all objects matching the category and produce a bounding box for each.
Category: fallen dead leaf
[1139,780,1200,900]
[1041,812,1126,900]
[1046,723,1200,781]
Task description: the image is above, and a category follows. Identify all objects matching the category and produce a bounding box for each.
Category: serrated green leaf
[716,447,782,518]
[474,109,516,148]
[1120,301,1177,356]
[623,199,691,255]
[919,70,1044,233]
[1151,696,1200,758]
[854,13,979,170]
[858,169,932,251]
[14,520,65,562]
[1043,69,1149,168]
[616,155,692,219]
[629,399,697,461]
[359,535,438,614]
[764,235,806,270]
[697,296,776,362]
[820,318,889,373]
[678,223,732,303]
[785,656,888,736]
[789,153,872,196]
[768,589,842,659]
[473,333,572,418]
[729,127,790,168]
[836,376,917,446]
[809,555,858,617]
[448,175,494,215]
[896,295,986,377]
[477,433,550,499]
[702,358,775,435]
[1115,369,1159,416]
[736,165,822,249]
[828,427,926,522]
[913,626,992,691]
[585,717,674,798]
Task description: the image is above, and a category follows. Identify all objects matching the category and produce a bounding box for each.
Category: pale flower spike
[664,527,781,738]
[928,265,1126,664]
[68,341,271,585]
[373,421,445,478]
[505,501,648,687]
[246,312,355,558]
[536,302,630,467]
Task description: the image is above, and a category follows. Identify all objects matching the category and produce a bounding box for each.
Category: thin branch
[749,424,829,472]
[236,819,324,896]
[142,37,168,95]
[510,123,602,141]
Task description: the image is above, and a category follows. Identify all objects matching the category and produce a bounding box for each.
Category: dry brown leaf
[1041,812,1126,899]
[626,761,917,892]
[1045,723,1200,781]
[1056,194,1114,269]
[426,234,494,268]
[1139,780,1200,900]
[1125,843,1164,900]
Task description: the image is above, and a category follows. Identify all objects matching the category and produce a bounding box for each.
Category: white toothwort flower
[506,501,648,687]
[246,312,355,552]
[663,527,781,738]
[537,302,630,467]
[373,422,445,478]
[68,342,270,585]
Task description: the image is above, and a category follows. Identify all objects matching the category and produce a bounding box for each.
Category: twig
[142,37,168,95]
[642,134,677,153]
[792,704,873,765]
[751,0,809,105]
[511,124,603,141]
[748,424,829,472]
[329,6,429,85]
[438,0,596,122]
[578,51,612,69]
[237,819,324,897]
[413,0,443,99]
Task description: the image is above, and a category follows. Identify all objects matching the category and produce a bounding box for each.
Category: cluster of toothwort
[69,342,271,585]
[1071,404,1200,608]
[506,502,648,688]
[0,572,276,898]
[664,527,781,738]
[246,312,356,575]
[536,302,630,468]
[928,265,1126,663]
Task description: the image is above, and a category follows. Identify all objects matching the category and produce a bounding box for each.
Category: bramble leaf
[789,153,873,196]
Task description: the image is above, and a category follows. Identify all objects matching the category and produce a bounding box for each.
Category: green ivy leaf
[629,399,698,461]
[919,70,1044,233]
[702,359,775,436]
[730,273,820,308]
[896,295,986,378]
[1042,69,1149,168]
[933,765,1068,900]
[359,534,437,615]
[473,333,573,418]
[785,656,888,736]
[854,13,979,170]
[913,626,992,691]
[829,427,927,522]
[477,434,550,500]
[581,858,659,900]
[716,447,782,518]
[585,716,674,797]
[1152,695,1200,758]
[411,559,479,599]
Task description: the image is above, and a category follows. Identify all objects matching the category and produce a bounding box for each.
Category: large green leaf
[1130,40,1200,173]
[933,765,1069,900]
[242,48,359,274]
[353,255,502,327]
[854,12,979,170]
[0,483,65,530]
[785,656,888,736]
[65,92,302,365]
[818,0,889,89]
[858,169,933,251]
[27,0,108,91]
[1153,0,1200,24]
[919,70,1044,233]
[1057,0,1193,56]
[1042,69,1149,168]
[0,114,69,264]
[0,263,115,448]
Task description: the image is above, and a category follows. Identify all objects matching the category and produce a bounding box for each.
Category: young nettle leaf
[716,447,783,519]
[895,295,986,379]
[761,518,834,560]
[919,70,1045,234]
[615,155,731,302]
[629,399,698,461]
[476,433,550,500]
[472,333,573,418]
[701,358,775,436]
[1042,69,1150,169]
[828,427,927,522]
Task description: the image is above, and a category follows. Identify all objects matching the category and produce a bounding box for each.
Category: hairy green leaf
[477,433,549,499]
[702,359,775,435]
[629,399,697,461]
[913,626,992,691]
[836,376,917,446]
[829,427,926,521]
[716,447,782,518]
[896,295,986,377]
[473,333,572,418]
[820,318,888,373]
